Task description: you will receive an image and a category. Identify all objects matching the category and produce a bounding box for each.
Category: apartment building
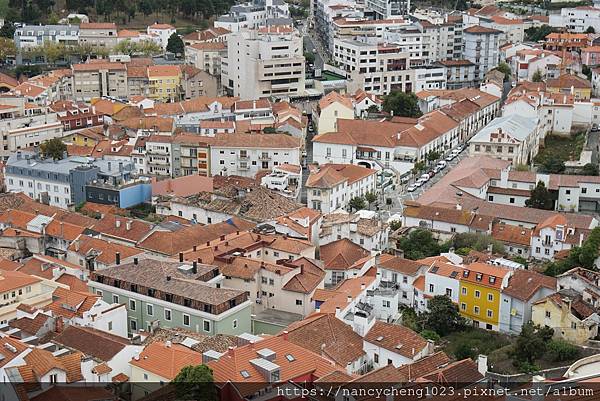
[436,60,477,89]
[320,210,389,251]
[366,0,410,18]
[549,4,600,33]
[330,17,410,56]
[306,163,377,213]
[147,65,182,102]
[185,42,227,76]
[463,26,501,84]
[78,22,118,48]
[214,0,291,32]
[88,258,252,336]
[0,113,64,159]
[50,100,105,131]
[479,16,525,46]
[0,270,51,324]
[72,62,128,102]
[13,24,79,50]
[209,133,301,177]
[468,114,542,165]
[530,214,587,261]
[4,151,137,209]
[333,38,414,95]
[316,91,354,134]
[222,25,305,100]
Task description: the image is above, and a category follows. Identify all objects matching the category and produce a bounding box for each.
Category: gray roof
[93,259,247,308]
[469,114,538,144]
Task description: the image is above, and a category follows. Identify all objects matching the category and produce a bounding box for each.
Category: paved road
[303,34,325,70]
[379,148,469,219]
[300,119,316,204]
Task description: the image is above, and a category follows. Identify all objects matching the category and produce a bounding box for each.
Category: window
[296,299,303,305]
[164,309,172,321]
[233,319,238,328]
[461,287,467,295]
[96,290,103,297]
[374,353,379,363]
[108,321,113,331]
[203,320,211,332]
[571,322,577,329]
[446,288,452,297]
[112,295,119,304]
[487,293,493,302]
[269,278,274,285]
[130,319,137,331]
[474,306,480,314]
[402,276,408,284]
[129,299,136,311]
[429,284,434,292]
[50,374,58,384]
[487,310,493,318]
[475,290,481,298]
[147,304,154,316]
[545,311,551,318]
[509,197,515,204]
[461,302,467,311]
[183,314,190,326]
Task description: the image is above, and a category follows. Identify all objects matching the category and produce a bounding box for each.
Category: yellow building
[546,73,592,101]
[63,126,106,147]
[532,291,599,345]
[147,65,182,102]
[0,269,49,323]
[458,262,511,331]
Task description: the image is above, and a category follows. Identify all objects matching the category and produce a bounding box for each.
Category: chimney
[192,261,198,274]
[361,283,366,290]
[74,240,80,252]
[115,252,121,265]
[179,252,184,262]
[455,203,462,211]
[165,340,172,348]
[228,346,235,357]
[134,257,138,265]
[281,330,288,341]
[126,220,132,231]
[347,295,352,303]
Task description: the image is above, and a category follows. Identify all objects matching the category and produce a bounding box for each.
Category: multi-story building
[209,133,301,177]
[4,151,139,209]
[546,73,592,101]
[148,65,182,102]
[13,24,79,50]
[147,23,177,49]
[458,262,512,331]
[222,25,305,100]
[462,26,501,84]
[72,62,128,102]
[479,16,525,46]
[0,114,64,159]
[436,60,477,89]
[376,254,428,308]
[306,163,377,213]
[49,100,105,131]
[0,270,51,324]
[88,258,252,336]
[185,42,227,76]
[78,22,118,48]
[468,114,542,165]
[365,0,410,18]
[319,210,389,251]
[549,4,600,33]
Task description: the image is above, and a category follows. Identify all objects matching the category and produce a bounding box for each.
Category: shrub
[547,340,580,362]
[420,329,440,342]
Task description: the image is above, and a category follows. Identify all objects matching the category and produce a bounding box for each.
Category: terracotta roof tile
[53,325,130,362]
[502,269,556,301]
[320,239,371,270]
[364,321,428,359]
[130,341,202,380]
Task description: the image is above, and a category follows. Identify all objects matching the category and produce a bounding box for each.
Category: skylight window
[240,370,251,378]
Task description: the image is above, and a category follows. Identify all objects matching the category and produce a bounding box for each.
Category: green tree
[586,26,596,34]
[412,161,426,176]
[540,158,566,174]
[583,64,592,81]
[166,32,184,56]
[495,62,512,81]
[525,181,554,210]
[382,91,422,118]
[366,104,379,114]
[389,220,402,231]
[422,295,465,336]
[547,339,580,362]
[42,41,68,65]
[420,329,440,342]
[512,322,554,364]
[0,38,16,62]
[532,69,543,82]
[172,364,217,401]
[364,191,377,209]
[581,163,599,176]
[114,39,137,55]
[397,229,443,260]
[427,151,440,164]
[0,22,16,39]
[40,138,67,160]
[525,24,555,42]
[348,196,366,212]
[304,51,315,65]
[452,233,505,254]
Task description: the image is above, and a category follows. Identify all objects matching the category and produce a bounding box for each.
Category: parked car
[420,174,430,181]
[428,170,436,177]
[445,154,454,161]
[401,177,411,184]
[433,166,441,174]
[437,160,447,168]
[407,184,418,192]
[413,180,423,188]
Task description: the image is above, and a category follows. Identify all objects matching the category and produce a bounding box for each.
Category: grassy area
[534,132,586,165]
[441,328,511,362]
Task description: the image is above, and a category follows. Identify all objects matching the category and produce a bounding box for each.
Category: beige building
[185,42,227,76]
[0,270,52,324]
[222,25,305,100]
[316,91,354,134]
[79,22,118,48]
[72,61,128,101]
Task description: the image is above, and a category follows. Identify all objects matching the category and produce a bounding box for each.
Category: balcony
[238,163,250,170]
[238,153,250,160]
[258,153,271,160]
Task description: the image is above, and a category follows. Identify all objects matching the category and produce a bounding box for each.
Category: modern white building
[549,4,600,33]
[147,23,177,49]
[463,26,501,84]
[210,133,301,177]
[221,25,305,100]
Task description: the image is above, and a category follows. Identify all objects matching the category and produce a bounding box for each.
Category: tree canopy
[532,69,543,83]
[525,181,554,210]
[540,158,566,174]
[172,365,217,401]
[166,33,185,56]
[397,229,448,260]
[494,62,511,81]
[348,196,366,212]
[525,25,555,42]
[581,163,599,176]
[422,295,465,336]
[40,138,67,160]
[382,91,422,118]
[512,322,554,367]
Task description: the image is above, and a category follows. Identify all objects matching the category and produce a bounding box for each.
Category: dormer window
[489,276,496,284]
[476,273,483,281]
[240,370,250,378]
[463,270,470,277]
